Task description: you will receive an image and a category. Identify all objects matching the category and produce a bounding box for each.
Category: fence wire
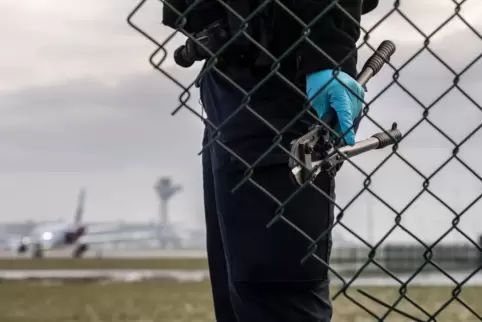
[127,0,482,320]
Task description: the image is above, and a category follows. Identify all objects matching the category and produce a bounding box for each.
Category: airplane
[15,188,89,258]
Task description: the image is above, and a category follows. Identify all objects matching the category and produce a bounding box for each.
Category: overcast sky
[0,0,481,244]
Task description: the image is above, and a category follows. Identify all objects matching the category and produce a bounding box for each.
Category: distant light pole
[154,177,182,247]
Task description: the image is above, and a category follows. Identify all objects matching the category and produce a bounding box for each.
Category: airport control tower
[154,177,182,248]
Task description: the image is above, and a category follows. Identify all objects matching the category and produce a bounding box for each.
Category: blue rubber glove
[306,70,365,146]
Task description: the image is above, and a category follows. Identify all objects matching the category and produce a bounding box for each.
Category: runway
[1,268,481,286]
[0,269,210,283]
[0,248,208,259]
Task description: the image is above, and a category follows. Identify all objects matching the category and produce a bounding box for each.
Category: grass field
[1,280,481,322]
[0,258,209,270]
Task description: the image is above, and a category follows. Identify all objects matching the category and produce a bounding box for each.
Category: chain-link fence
[127,0,482,320]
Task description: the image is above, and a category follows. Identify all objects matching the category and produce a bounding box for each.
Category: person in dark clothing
[163,1,379,321]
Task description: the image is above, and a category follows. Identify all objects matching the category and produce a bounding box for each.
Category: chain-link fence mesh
[127,0,482,320]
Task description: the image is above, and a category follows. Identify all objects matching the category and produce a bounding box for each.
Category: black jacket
[162,0,226,34]
[290,0,379,80]
[163,0,379,81]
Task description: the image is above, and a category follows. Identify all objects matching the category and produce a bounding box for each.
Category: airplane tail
[74,188,86,225]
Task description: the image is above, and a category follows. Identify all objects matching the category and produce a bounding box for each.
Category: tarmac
[0,248,208,259]
[0,269,210,283]
[0,268,481,286]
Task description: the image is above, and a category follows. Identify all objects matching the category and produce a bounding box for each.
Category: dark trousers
[200,67,335,322]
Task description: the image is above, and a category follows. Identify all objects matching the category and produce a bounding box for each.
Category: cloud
[0,68,204,173]
[0,0,188,92]
[361,0,482,42]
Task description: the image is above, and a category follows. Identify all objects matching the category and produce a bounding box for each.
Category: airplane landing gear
[32,243,44,258]
[73,243,88,258]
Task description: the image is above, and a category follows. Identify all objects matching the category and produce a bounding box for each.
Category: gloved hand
[306,69,365,146]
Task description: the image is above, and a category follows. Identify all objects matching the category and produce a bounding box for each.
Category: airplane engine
[64,226,87,244]
[72,243,88,258]
[17,243,27,254]
[64,231,76,244]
